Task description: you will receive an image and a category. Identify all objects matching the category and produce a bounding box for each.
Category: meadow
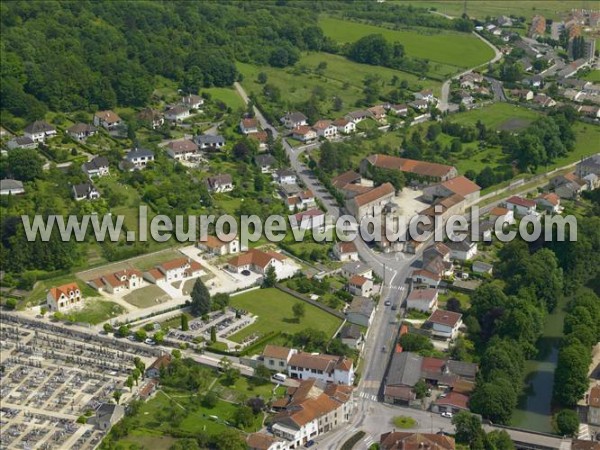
[228,287,342,344]
[396,1,574,21]
[446,102,540,130]
[319,16,495,72]
[581,70,600,83]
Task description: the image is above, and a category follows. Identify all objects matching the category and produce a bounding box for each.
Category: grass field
[397,1,573,21]
[319,16,494,71]
[228,288,342,343]
[27,276,98,308]
[581,70,600,83]
[69,299,125,324]
[203,87,245,110]
[123,285,170,308]
[447,102,540,131]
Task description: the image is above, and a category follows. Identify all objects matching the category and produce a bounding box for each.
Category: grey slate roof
[125,148,154,160]
[195,134,225,145]
[0,179,24,191]
[83,156,109,172]
[340,324,362,340]
[386,352,423,387]
[73,182,94,198]
[446,360,479,380]
[255,154,276,167]
[347,296,374,318]
[24,120,55,134]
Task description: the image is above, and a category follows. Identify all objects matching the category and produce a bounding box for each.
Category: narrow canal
[511,297,567,433]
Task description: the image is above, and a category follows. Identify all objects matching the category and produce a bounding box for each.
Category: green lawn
[447,102,540,131]
[299,52,440,96]
[123,285,171,308]
[203,87,245,110]
[319,16,494,71]
[27,275,98,308]
[545,122,600,173]
[228,288,342,343]
[132,249,186,271]
[399,1,573,21]
[581,70,600,82]
[69,299,125,324]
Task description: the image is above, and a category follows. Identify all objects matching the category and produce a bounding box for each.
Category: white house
[7,136,37,150]
[195,135,226,151]
[206,174,233,193]
[342,261,373,280]
[280,112,308,129]
[312,120,338,139]
[413,89,436,104]
[505,195,538,217]
[412,269,441,289]
[240,118,259,135]
[0,179,25,196]
[166,139,198,160]
[93,111,122,130]
[165,106,190,122]
[290,208,325,232]
[181,94,204,110]
[46,283,83,312]
[389,104,409,116]
[535,193,561,214]
[333,241,359,262]
[82,156,110,178]
[489,206,515,225]
[123,148,154,170]
[255,154,277,174]
[143,257,203,285]
[88,269,143,294]
[446,239,478,261]
[24,121,57,142]
[273,169,297,185]
[67,123,97,141]
[226,249,286,275]
[72,182,100,201]
[197,234,240,256]
[291,126,317,143]
[261,345,297,372]
[428,309,463,340]
[347,275,373,298]
[406,288,438,312]
[332,118,356,134]
[287,352,355,385]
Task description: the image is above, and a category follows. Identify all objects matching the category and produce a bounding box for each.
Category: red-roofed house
[428,309,463,340]
[423,176,481,205]
[143,258,203,285]
[94,110,122,130]
[47,283,83,312]
[361,154,457,182]
[406,288,438,312]
[432,391,470,414]
[588,384,600,426]
[247,433,288,450]
[505,196,538,217]
[412,269,441,289]
[262,345,297,372]
[347,275,374,297]
[227,249,286,275]
[313,120,337,139]
[88,269,143,294]
[292,126,317,143]
[489,206,515,225]
[347,182,396,219]
[535,193,561,214]
[197,234,240,256]
[240,118,259,135]
[332,118,356,134]
[333,241,359,262]
[290,208,326,231]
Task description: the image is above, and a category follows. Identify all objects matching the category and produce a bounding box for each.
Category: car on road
[384,300,391,306]
[382,346,387,352]
[144,339,156,346]
[241,270,251,276]
[391,304,398,310]
[304,440,315,448]
[441,412,453,419]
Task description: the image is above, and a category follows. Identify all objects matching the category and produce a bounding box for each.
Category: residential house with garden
[93,110,121,130]
[46,283,83,312]
[24,120,56,142]
[67,123,97,141]
[206,174,233,193]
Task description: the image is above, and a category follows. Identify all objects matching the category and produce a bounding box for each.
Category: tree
[399,333,434,352]
[171,349,182,359]
[190,278,211,316]
[553,341,590,406]
[445,297,462,313]
[213,429,247,450]
[103,323,113,333]
[292,302,306,322]
[118,325,129,338]
[348,34,393,66]
[153,330,165,344]
[413,380,428,399]
[232,405,254,428]
[452,411,485,445]
[7,148,44,181]
[212,293,230,310]
[181,314,189,331]
[247,397,266,415]
[262,265,277,288]
[202,391,219,408]
[257,72,268,84]
[470,378,517,424]
[125,376,134,391]
[210,326,217,343]
[254,364,272,380]
[132,368,141,386]
[553,409,579,436]
[113,390,122,405]
[134,329,147,342]
[486,430,515,450]
[170,439,201,450]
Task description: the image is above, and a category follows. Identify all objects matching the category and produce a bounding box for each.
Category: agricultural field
[319,16,495,74]
[123,285,170,308]
[203,87,246,110]
[396,1,574,21]
[228,288,342,344]
[68,299,125,324]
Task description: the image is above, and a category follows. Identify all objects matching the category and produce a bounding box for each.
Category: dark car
[241,270,251,276]
[304,440,315,448]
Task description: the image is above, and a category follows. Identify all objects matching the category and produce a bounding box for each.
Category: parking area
[0,315,157,450]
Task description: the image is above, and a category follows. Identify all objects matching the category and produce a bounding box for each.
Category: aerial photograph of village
[0,1,599,449]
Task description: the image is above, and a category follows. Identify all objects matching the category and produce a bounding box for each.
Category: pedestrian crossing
[363,435,376,448]
[358,391,378,402]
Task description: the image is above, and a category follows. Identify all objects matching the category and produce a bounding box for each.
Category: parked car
[441,412,453,419]
[304,440,315,448]
[384,300,391,306]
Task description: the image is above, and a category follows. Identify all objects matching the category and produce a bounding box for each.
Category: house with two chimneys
[143,257,203,285]
[206,173,234,193]
[94,111,122,130]
[88,269,143,294]
[166,139,198,160]
[197,234,240,256]
[46,283,83,312]
[82,156,110,178]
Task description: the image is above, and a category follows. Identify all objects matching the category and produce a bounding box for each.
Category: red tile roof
[353,182,395,207]
[434,391,470,410]
[48,283,80,301]
[506,196,536,208]
[366,154,456,179]
[349,275,369,287]
[589,385,600,408]
[428,309,462,327]
[440,176,480,196]
[263,345,293,360]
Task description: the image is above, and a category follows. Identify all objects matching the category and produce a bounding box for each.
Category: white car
[441,412,453,419]
[144,338,156,346]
